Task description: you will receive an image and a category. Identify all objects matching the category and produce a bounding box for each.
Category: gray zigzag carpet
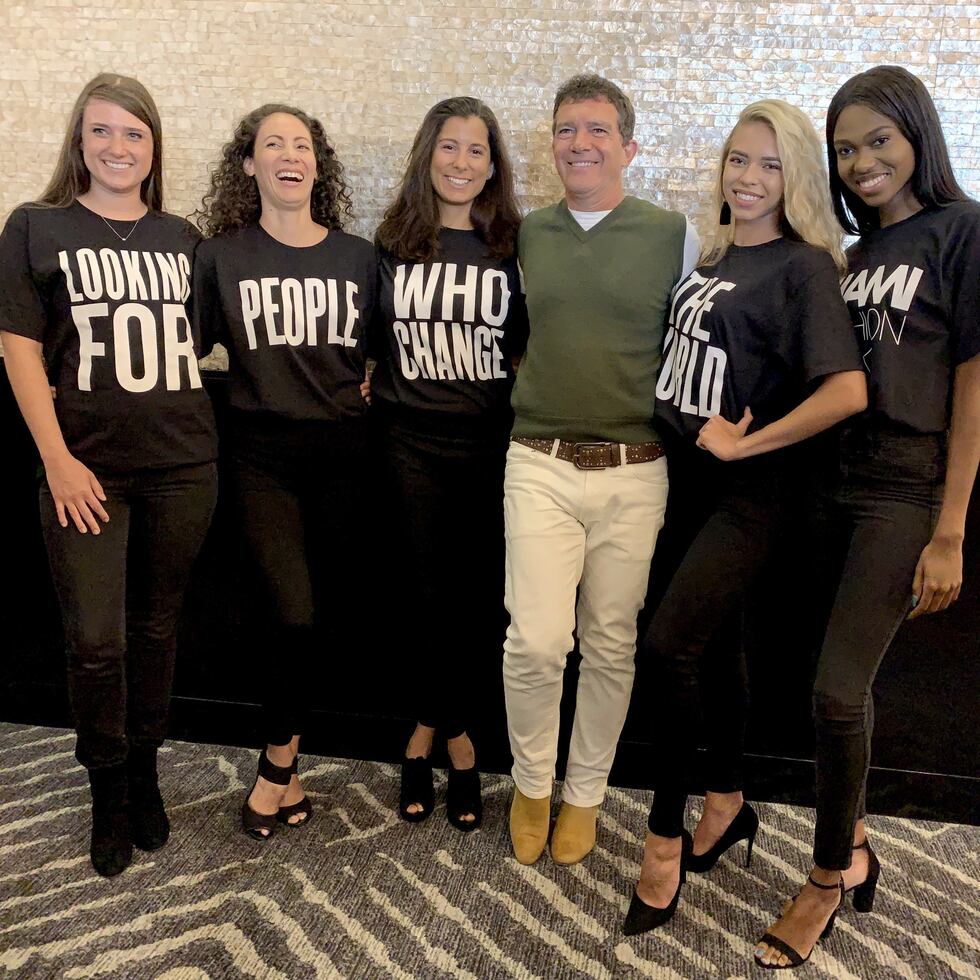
[1,723,978,979]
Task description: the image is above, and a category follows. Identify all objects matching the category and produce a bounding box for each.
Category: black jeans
[377,418,507,739]
[810,426,944,869]
[40,462,218,770]
[229,413,367,747]
[645,446,791,838]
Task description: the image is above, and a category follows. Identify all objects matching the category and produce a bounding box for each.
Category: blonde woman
[623,100,867,934]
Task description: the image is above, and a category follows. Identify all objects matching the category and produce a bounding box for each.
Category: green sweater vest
[511,196,686,444]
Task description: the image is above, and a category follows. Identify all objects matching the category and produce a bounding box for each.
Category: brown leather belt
[512,436,665,470]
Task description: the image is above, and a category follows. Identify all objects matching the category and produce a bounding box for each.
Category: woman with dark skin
[193,105,376,839]
[373,97,526,830]
[0,73,218,876]
[756,66,980,969]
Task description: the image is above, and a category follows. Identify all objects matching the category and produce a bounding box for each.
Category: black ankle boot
[128,745,169,851]
[88,764,133,877]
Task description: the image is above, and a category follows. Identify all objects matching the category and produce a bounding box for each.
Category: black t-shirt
[841,201,980,434]
[655,238,861,443]
[0,202,217,472]
[371,228,528,438]
[194,224,376,422]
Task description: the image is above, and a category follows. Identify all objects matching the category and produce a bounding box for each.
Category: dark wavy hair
[192,104,353,237]
[37,73,164,211]
[376,97,522,262]
[826,65,970,236]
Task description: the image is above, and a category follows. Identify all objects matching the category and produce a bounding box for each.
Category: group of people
[1,62,977,971]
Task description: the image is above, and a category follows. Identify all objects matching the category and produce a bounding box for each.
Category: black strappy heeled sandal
[276,756,313,829]
[755,874,845,970]
[848,838,881,912]
[446,764,482,832]
[241,750,292,840]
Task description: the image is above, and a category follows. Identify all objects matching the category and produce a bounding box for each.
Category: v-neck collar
[558,197,632,243]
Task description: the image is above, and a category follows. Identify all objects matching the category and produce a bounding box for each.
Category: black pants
[645,447,790,838]
[40,462,218,770]
[229,414,367,747]
[377,418,507,739]
[810,427,944,869]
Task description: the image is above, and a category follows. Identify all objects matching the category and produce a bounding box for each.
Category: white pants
[502,440,669,807]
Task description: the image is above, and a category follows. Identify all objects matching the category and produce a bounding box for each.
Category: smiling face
[721,120,785,245]
[833,103,920,227]
[429,115,492,227]
[79,99,153,206]
[243,112,317,213]
[552,97,637,211]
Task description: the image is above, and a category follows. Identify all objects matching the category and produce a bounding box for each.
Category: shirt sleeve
[796,251,863,383]
[679,218,701,283]
[190,238,226,357]
[361,247,380,363]
[946,206,980,365]
[0,207,48,342]
[502,266,529,360]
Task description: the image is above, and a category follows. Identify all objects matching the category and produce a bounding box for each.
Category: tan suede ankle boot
[509,787,551,865]
[550,801,599,865]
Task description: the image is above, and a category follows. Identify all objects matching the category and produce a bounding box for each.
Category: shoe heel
[852,875,877,913]
[745,826,757,868]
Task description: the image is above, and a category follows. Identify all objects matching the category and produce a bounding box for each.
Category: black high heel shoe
[623,830,692,935]
[399,756,434,823]
[276,756,313,829]
[688,801,759,873]
[848,838,881,913]
[242,750,292,840]
[754,875,844,970]
[446,764,482,832]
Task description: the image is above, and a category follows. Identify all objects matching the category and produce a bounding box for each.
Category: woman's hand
[44,453,109,534]
[908,533,963,619]
[359,372,372,406]
[696,407,753,461]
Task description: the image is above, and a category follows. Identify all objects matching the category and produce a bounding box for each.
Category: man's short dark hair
[552,74,635,143]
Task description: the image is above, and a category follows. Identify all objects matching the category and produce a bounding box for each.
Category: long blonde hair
[36,73,164,211]
[700,99,846,273]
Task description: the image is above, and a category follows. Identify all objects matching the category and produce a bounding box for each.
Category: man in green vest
[503,73,699,866]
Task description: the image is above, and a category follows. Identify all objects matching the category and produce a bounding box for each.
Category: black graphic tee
[371,228,528,438]
[841,201,980,434]
[194,224,376,422]
[0,202,217,471]
[655,238,861,443]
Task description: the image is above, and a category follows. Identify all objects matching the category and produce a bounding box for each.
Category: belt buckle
[573,442,614,470]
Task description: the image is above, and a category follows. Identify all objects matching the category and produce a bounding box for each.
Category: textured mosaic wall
[1,0,977,244]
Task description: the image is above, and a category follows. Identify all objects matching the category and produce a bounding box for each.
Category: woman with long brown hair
[373,97,526,830]
[0,73,218,876]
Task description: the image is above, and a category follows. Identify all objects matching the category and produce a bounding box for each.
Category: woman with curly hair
[372,97,526,830]
[623,100,867,935]
[0,73,218,876]
[192,104,375,839]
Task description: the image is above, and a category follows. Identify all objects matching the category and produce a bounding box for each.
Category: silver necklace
[100,213,144,242]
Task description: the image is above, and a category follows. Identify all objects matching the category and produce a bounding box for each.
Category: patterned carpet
[1,724,978,980]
